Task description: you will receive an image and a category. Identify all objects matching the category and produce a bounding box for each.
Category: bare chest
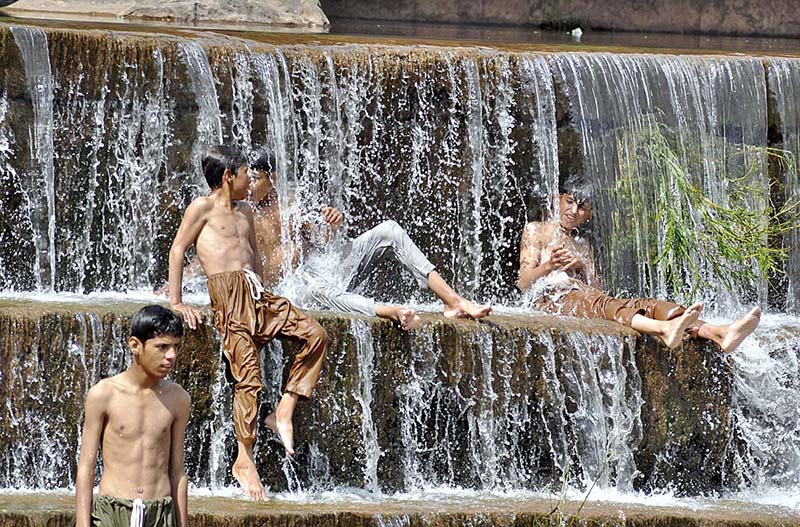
[103,395,174,445]
[198,208,251,248]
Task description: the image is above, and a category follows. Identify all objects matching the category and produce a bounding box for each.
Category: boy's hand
[321,206,343,231]
[544,244,571,271]
[171,303,203,330]
[562,254,587,273]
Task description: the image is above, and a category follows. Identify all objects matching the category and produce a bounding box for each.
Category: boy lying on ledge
[517,189,760,353]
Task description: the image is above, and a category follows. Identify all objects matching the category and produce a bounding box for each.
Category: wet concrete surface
[0,492,798,526]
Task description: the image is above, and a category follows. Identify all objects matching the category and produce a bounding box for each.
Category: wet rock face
[2,1,330,28]
[0,301,733,495]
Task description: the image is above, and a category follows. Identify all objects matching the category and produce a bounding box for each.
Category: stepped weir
[0,19,799,527]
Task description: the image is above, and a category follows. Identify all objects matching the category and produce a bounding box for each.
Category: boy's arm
[169,389,191,527]
[75,384,108,527]
[242,203,264,279]
[517,223,553,291]
[169,200,208,329]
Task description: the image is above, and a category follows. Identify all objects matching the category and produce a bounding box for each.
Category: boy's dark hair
[249,148,276,174]
[559,175,593,206]
[130,305,184,344]
[202,145,247,189]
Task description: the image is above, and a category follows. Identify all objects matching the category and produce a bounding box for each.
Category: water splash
[725,315,800,500]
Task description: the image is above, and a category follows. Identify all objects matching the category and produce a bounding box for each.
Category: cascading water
[179,41,224,178]
[767,58,800,313]
[10,26,55,291]
[724,319,800,508]
[549,53,769,310]
[0,24,798,513]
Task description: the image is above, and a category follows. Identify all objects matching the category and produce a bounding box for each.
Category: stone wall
[1,0,329,28]
[0,300,735,494]
[321,0,800,38]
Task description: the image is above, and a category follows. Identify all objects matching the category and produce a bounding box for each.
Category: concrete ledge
[0,493,798,527]
[2,0,330,28]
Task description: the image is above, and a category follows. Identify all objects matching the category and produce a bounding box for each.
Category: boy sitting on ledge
[517,188,761,353]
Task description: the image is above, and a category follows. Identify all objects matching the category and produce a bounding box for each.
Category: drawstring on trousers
[130,498,145,527]
[242,268,265,301]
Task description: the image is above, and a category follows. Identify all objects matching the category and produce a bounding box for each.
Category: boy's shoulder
[523,221,555,237]
[85,374,125,406]
[234,200,254,215]
[187,195,215,212]
[162,379,190,401]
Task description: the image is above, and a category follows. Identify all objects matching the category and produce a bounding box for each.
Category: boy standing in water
[168,145,328,500]
[76,305,190,527]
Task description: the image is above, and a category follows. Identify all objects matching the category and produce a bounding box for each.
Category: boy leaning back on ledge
[76,305,191,527]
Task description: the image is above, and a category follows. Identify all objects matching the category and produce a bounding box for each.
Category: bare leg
[696,306,761,353]
[630,302,703,348]
[375,304,422,330]
[264,392,298,456]
[231,438,267,501]
[427,271,491,319]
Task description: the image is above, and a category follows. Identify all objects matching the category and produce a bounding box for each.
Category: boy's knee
[308,320,329,348]
[375,219,402,240]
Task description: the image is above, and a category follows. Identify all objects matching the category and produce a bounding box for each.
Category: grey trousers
[301,220,436,316]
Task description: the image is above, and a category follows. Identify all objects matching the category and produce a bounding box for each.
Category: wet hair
[202,145,247,189]
[249,148,276,174]
[559,175,593,207]
[130,305,184,344]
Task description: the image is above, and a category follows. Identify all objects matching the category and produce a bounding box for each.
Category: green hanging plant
[614,118,798,304]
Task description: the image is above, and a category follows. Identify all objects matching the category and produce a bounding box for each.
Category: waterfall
[725,318,800,505]
[0,311,130,488]
[10,26,55,291]
[351,320,381,492]
[1,26,799,505]
[550,53,769,310]
[178,41,224,181]
[767,58,800,314]
[394,326,642,492]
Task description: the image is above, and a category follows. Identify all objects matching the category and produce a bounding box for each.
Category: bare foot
[395,307,421,330]
[264,412,295,456]
[443,297,492,320]
[661,302,703,349]
[720,307,761,353]
[232,460,266,501]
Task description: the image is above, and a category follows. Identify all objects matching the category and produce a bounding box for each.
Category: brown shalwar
[536,280,698,333]
[208,269,328,445]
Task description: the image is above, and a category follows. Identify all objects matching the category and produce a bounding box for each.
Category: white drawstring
[242,268,265,300]
[130,498,145,527]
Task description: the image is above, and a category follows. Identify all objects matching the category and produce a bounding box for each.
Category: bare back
[91,376,187,499]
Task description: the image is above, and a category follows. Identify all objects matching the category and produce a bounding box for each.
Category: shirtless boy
[169,145,328,501]
[247,150,491,329]
[76,305,190,527]
[517,191,761,352]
